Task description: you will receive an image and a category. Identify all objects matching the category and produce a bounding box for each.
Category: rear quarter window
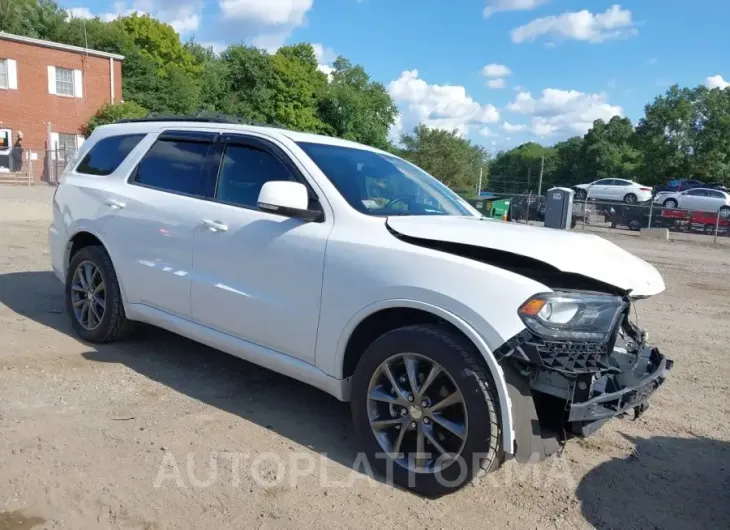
[76,134,146,176]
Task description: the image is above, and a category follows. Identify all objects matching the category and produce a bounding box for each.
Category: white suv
[49,118,672,496]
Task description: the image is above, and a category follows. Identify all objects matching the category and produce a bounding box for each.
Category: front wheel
[65,245,133,343]
[574,189,587,200]
[719,206,730,218]
[351,324,502,497]
[663,199,678,209]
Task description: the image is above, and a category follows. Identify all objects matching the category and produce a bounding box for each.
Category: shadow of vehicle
[0,270,359,474]
[576,434,730,529]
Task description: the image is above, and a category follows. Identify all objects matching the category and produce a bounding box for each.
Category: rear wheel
[663,199,678,208]
[624,193,637,204]
[629,220,641,231]
[65,246,133,343]
[351,324,502,497]
[719,206,730,218]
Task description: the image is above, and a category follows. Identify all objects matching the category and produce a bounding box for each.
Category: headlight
[518,292,626,342]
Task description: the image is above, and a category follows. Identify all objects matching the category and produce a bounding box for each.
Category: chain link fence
[0,147,76,185]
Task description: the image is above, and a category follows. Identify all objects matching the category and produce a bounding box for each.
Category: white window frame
[55,67,74,96]
[0,58,17,90]
[48,66,82,97]
[0,59,7,89]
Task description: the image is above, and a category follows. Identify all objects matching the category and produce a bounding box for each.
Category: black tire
[663,199,678,208]
[65,245,133,343]
[575,189,587,200]
[624,193,637,204]
[719,206,730,218]
[629,220,641,231]
[351,324,502,497]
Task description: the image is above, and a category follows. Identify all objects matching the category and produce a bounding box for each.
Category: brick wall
[0,37,123,181]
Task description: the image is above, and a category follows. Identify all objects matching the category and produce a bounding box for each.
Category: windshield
[298,142,478,217]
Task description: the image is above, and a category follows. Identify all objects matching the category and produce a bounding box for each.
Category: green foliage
[636,85,730,183]
[398,125,489,192]
[317,58,398,150]
[582,116,642,181]
[83,101,148,136]
[0,0,67,39]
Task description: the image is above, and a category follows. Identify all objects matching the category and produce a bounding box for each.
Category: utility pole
[476,166,482,196]
[538,156,545,196]
[527,167,531,194]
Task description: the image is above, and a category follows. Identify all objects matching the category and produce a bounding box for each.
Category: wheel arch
[64,228,128,305]
[337,299,515,454]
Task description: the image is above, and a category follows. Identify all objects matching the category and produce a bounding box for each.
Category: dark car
[652,179,704,194]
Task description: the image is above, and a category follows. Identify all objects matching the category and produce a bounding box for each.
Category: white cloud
[219,0,313,25]
[705,75,730,90]
[483,0,548,18]
[487,78,506,89]
[217,0,314,51]
[387,70,499,135]
[312,43,337,65]
[67,7,95,19]
[502,121,527,133]
[511,4,637,44]
[479,126,495,137]
[482,63,512,78]
[388,70,500,137]
[99,1,201,33]
[506,88,622,137]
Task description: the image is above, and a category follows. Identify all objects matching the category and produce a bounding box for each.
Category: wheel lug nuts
[410,421,417,428]
[400,408,408,416]
[420,400,428,408]
[407,395,414,402]
[423,417,430,425]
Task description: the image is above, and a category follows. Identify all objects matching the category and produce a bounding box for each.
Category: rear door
[679,189,707,210]
[190,134,332,362]
[97,130,218,320]
[705,190,727,213]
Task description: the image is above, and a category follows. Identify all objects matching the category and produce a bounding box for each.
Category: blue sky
[65,1,730,151]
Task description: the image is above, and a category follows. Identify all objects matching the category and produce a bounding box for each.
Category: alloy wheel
[366,353,468,473]
[70,260,106,331]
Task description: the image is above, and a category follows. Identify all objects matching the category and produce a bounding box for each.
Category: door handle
[105,199,126,209]
[202,219,228,232]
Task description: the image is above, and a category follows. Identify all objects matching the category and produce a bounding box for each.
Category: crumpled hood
[387,216,665,297]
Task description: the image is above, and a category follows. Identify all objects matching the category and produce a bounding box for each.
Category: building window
[0,59,7,89]
[55,67,74,96]
[57,134,78,158]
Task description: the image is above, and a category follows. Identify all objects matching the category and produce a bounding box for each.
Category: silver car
[654,188,730,216]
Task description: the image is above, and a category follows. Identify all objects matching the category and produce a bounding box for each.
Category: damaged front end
[496,293,673,462]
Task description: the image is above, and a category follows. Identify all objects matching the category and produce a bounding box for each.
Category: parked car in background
[654,188,730,217]
[48,117,672,496]
[573,179,652,203]
[652,179,704,194]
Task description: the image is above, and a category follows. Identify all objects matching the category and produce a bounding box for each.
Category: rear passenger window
[216,144,294,208]
[76,134,145,176]
[133,139,210,196]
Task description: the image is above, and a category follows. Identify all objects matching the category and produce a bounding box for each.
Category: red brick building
[0,32,123,182]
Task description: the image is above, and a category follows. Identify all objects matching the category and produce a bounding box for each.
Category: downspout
[109,57,115,103]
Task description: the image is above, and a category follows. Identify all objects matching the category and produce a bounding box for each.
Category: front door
[190,136,331,362]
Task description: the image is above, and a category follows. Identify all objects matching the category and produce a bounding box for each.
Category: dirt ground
[1,186,728,530]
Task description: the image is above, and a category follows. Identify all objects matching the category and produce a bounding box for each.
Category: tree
[83,101,148,136]
[489,142,555,193]
[399,125,488,193]
[0,0,67,40]
[581,116,641,182]
[219,45,276,123]
[551,136,584,186]
[317,57,398,150]
[269,44,328,132]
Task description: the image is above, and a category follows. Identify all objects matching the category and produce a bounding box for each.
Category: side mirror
[257,181,322,222]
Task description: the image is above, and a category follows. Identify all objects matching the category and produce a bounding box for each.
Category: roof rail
[115,111,273,128]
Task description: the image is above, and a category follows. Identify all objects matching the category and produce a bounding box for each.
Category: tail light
[640,187,651,191]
